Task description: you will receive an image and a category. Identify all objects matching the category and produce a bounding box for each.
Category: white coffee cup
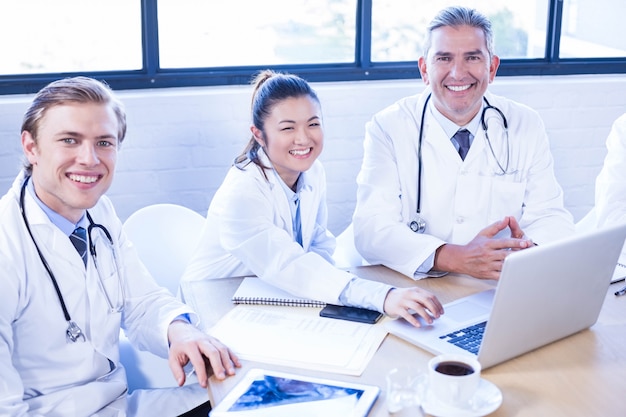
[428,354,481,407]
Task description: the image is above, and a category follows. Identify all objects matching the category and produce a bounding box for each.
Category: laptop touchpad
[444,300,491,323]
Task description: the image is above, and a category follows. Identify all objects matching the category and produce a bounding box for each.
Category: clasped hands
[435,216,534,280]
[385,217,532,328]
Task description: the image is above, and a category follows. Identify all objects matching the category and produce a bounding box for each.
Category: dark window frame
[1,0,625,95]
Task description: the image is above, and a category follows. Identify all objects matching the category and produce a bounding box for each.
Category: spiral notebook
[232,277,326,307]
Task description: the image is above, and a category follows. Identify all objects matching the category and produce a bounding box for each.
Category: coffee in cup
[428,354,481,407]
[434,360,475,376]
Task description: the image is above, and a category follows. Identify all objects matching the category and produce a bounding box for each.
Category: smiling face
[251,95,323,189]
[22,102,119,223]
[419,24,500,126]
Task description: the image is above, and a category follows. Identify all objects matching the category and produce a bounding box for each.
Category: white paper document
[208,305,388,375]
[612,263,626,284]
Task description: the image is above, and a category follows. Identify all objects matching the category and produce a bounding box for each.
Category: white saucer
[419,375,503,417]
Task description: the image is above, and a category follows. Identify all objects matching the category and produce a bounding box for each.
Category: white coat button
[456,217,464,224]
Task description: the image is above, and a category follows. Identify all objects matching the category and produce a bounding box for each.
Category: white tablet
[210,368,380,417]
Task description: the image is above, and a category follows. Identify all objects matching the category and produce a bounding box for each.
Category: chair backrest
[123,203,205,295]
[332,223,369,268]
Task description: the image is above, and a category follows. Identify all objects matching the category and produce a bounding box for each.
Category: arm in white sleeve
[338,277,393,313]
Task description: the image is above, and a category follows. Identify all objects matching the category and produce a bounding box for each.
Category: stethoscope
[19,176,125,343]
[409,93,513,233]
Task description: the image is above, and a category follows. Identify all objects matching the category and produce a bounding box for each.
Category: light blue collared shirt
[430,99,483,153]
[26,178,86,234]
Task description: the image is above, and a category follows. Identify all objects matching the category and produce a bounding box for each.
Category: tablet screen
[210,368,380,417]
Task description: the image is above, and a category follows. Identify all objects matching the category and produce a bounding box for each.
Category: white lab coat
[182,151,353,304]
[354,90,574,278]
[0,173,205,417]
[595,113,626,260]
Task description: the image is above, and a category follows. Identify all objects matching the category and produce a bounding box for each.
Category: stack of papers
[208,304,388,376]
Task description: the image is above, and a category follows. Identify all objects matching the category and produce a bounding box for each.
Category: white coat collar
[256,148,314,193]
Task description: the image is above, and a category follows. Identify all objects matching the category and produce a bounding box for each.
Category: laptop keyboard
[439,321,487,355]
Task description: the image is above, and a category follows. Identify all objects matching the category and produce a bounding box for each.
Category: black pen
[615,285,626,297]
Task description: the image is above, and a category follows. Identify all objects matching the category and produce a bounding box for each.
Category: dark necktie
[294,197,303,246]
[70,227,88,267]
[453,129,471,160]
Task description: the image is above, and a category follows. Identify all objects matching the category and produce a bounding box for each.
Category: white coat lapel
[422,116,461,164]
[464,121,487,164]
[23,191,86,274]
[257,149,293,234]
[264,169,293,235]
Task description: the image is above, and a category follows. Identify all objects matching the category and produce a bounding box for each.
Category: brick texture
[1,75,624,236]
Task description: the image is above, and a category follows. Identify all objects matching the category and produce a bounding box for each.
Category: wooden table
[180,265,626,417]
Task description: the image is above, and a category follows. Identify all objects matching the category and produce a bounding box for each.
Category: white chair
[123,203,205,294]
[332,223,369,268]
[120,203,206,392]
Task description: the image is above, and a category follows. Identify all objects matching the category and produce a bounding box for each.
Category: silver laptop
[386,223,626,369]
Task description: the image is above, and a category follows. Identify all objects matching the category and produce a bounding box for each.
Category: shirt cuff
[414,250,448,279]
[171,313,191,324]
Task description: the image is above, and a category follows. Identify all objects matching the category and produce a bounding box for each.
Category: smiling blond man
[0,76,239,417]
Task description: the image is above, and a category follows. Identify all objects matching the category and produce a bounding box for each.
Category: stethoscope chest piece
[66,321,86,343]
[408,215,426,234]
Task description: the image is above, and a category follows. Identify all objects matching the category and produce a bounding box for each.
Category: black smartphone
[319,304,383,324]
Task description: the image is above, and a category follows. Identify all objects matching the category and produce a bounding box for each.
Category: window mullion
[357,0,372,71]
[141,0,160,78]
[545,0,564,62]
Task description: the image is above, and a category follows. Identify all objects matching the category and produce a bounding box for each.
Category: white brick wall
[1,74,625,235]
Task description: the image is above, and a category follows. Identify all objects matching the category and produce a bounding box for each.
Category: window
[371,0,549,61]
[158,0,357,68]
[0,0,141,75]
[0,0,624,94]
[560,0,626,58]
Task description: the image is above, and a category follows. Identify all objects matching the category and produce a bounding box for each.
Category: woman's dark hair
[234,70,320,171]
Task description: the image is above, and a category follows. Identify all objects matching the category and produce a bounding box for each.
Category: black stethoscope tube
[19,176,73,324]
[412,94,510,233]
[18,176,116,342]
